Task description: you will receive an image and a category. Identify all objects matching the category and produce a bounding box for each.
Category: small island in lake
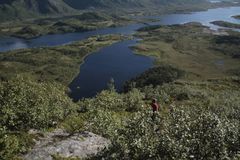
[232,15,240,19]
[211,20,240,29]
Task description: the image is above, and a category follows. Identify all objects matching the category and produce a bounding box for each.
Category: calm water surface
[69,40,153,100]
[1,7,240,52]
[0,6,240,100]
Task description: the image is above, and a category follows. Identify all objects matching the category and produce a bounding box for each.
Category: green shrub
[113,111,161,159]
[0,128,34,160]
[61,114,86,134]
[0,76,77,131]
[77,98,94,113]
[160,107,228,159]
[89,90,124,111]
[123,88,145,112]
[0,132,20,160]
[124,65,184,92]
[91,104,240,160]
[85,110,124,137]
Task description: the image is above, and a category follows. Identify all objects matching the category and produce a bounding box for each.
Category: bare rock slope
[24,129,110,160]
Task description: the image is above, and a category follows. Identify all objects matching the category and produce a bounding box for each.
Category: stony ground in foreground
[24,129,110,160]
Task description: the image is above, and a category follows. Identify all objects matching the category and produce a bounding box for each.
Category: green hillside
[64,0,206,9]
[0,0,76,22]
[0,0,210,22]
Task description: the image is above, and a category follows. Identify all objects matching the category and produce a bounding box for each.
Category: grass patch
[0,34,126,85]
[133,23,240,80]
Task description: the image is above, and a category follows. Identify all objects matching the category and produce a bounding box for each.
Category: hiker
[151,98,160,120]
[151,98,159,112]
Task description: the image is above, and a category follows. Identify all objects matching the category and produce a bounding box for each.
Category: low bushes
[89,105,240,160]
[124,65,184,92]
[85,80,240,160]
[0,76,77,131]
[0,77,78,159]
[0,78,74,130]
[1,76,239,159]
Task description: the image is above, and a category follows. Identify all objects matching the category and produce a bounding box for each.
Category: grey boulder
[24,129,110,160]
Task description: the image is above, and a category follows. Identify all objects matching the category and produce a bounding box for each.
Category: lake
[69,40,154,100]
[0,6,240,100]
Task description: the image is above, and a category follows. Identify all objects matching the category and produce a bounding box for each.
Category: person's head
[152,98,157,103]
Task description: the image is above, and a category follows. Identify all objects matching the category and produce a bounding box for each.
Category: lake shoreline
[1,5,240,53]
[132,23,240,80]
[211,20,240,29]
[1,2,239,41]
[1,6,240,100]
[0,34,126,85]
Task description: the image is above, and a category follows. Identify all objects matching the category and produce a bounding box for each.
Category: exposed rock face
[24,129,110,160]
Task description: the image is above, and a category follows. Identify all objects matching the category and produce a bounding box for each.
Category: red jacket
[151,103,159,112]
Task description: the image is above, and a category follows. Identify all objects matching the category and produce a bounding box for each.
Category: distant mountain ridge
[0,0,76,22]
[0,0,207,22]
[64,0,204,9]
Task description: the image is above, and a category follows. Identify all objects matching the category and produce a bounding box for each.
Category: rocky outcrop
[24,129,110,160]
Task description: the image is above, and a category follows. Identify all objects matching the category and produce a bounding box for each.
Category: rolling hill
[0,0,76,22]
[64,0,206,9]
[0,0,208,22]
